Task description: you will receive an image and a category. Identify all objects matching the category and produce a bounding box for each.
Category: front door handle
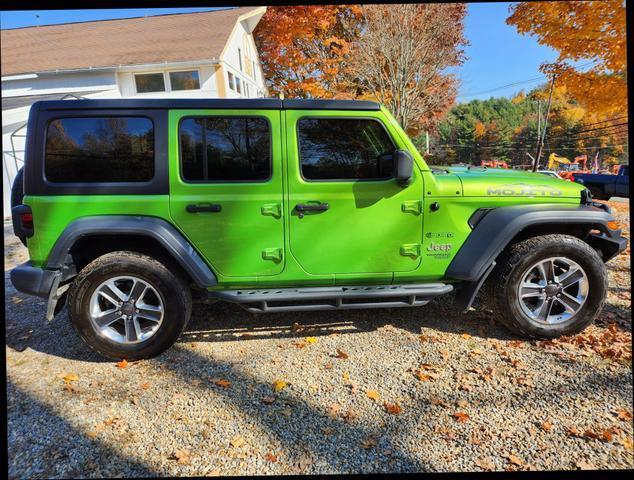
[186,204,222,213]
[295,202,329,218]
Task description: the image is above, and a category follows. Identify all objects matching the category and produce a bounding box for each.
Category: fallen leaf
[116,359,128,369]
[173,449,191,464]
[361,435,379,449]
[475,458,495,471]
[305,337,317,344]
[214,379,231,389]
[190,379,201,387]
[264,452,278,463]
[618,437,633,450]
[262,396,276,405]
[272,380,288,392]
[281,407,293,417]
[384,402,403,415]
[130,397,139,406]
[335,349,349,359]
[453,411,470,423]
[62,373,79,384]
[575,460,595,470]
[327,403,341,418]
[504,454,523,466]
[616,409,633,421]
[342,409,357,423]
[140,382,151,390]
[541,421,553,432]
[323,362,333,370]
[291,322,303,332]
[230,436,245,448]
[367,390,380,401]
[430,395,449,408]
[461,333,472,339]
[456,399,469,409]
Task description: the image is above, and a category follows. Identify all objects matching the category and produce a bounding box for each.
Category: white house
[1,7,269,217]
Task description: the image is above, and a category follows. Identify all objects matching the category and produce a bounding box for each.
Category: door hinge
[262,247,283,262]
[261,203,282,218]
[401,200,422,214]
[400,243,421,258]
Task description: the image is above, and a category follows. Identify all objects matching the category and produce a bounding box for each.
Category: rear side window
[45,117,155,183]
[179,117,271,182]
[297,118,395,181]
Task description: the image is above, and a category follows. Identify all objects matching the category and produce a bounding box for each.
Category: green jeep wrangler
[10,99,627,360]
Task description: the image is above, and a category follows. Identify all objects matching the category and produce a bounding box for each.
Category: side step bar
[209,283,453,313]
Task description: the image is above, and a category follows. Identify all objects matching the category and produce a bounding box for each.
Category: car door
[169,109,285,279]
[284,110,424,278]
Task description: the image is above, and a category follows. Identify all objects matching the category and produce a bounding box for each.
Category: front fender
[446,204,624,282]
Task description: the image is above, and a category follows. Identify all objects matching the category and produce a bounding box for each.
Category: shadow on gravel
[7,379,158,478]
[150,343,432,473]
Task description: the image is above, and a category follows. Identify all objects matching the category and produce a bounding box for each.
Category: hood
[439,166,585,198]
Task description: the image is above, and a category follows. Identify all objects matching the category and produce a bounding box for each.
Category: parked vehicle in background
[10,99,628,360]
[572,165,630,200]
[537,170,564,179]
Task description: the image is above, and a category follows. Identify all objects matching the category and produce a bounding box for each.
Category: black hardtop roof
[33,98,381,112]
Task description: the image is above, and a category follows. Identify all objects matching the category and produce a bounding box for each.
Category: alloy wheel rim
[88,276,164,344]
[517,256,589,326]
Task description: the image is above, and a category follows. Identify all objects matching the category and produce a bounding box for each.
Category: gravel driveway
[5,201,633,477]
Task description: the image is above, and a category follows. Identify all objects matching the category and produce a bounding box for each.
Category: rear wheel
[68,251,192,360]
[10,167,26,246]
[487,234,607,338]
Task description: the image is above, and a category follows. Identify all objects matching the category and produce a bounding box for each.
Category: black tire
[10,167,27,246]
[68,251,192,360]
[486,234,607,338]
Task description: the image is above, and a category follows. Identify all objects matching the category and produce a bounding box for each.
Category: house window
[135,73,166,93]
[228,72,235,90]
[169,70,200,91]
[235,77,242,95]
[238,48,243,71]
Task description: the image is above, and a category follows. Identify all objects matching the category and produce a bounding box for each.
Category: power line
[458,59,599,99]
[577,115,629,128]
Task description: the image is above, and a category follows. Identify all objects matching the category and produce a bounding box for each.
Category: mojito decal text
[487,183,563,196]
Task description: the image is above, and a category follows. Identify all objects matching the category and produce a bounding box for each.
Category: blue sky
[0,3,561,103]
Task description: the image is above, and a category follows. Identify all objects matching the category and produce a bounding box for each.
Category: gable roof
[1,7,263,76]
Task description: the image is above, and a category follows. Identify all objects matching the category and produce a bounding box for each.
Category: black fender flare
[45,215,217,288]
[447,204,619,282]
[447,203,623,311]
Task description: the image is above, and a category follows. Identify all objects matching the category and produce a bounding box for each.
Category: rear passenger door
[169,110,285,279]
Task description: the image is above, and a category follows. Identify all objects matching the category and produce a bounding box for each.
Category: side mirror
[393,149,413,187]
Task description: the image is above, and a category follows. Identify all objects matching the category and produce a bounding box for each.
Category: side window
[297,118,395,181]
[45,117,154,183]
[180,117,271,182]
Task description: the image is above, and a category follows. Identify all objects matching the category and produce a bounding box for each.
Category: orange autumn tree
[507,1,627,119]
[253,5,362,98]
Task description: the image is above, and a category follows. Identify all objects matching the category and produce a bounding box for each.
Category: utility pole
[537,100,541,145]
[533,75,556,172]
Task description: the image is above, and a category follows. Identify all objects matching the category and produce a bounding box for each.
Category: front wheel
[487,235,607,338]
[68,251,192,360]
